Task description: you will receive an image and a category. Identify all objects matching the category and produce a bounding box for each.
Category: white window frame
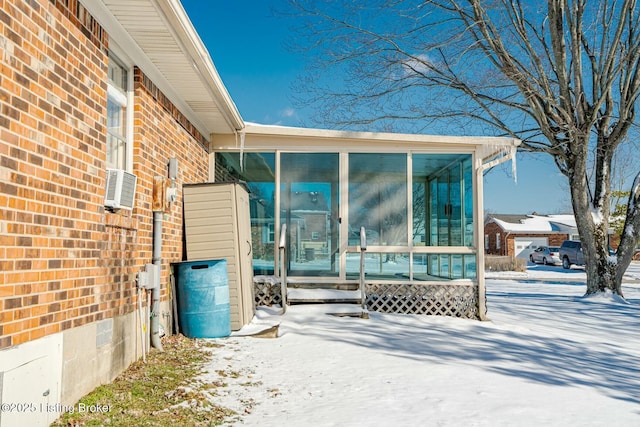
[106,50,134,172]
[265,223,275,244]
[496,233,501,249]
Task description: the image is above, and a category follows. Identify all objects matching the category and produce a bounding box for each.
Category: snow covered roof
[488,214,577,233]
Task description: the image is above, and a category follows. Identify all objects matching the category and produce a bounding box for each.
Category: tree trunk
[614,172,640,293]
[585,231,621,296]
[571,171,640,298]
[568,142,622,297]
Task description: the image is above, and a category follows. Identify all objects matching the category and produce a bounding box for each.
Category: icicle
[239,131,245,172]
[234,130,246,172]
[511,145,518,184]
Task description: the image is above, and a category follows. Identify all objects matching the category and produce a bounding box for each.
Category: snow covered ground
[202,263,640,427]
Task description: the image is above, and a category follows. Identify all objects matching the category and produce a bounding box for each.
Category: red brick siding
[544,235,567,248]
[1,0,108,348]
[299,212,328,242]
[484,222,504,255]
[0,0,209,349]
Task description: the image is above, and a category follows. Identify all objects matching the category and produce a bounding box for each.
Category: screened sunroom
[211,124,518,319]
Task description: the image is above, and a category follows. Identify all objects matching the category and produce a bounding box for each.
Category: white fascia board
[243,122,519,148]
[214,124,521,159]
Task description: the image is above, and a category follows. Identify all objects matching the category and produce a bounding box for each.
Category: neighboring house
[1,1,519,425]
[486,213,637,260]
[485,214,580,259]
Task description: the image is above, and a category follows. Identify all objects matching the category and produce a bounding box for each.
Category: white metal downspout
[150,176,165,351]
[151,210,164,351]
[477,144,518,320]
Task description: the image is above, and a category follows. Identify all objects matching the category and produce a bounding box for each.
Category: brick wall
[0,0,209,350]
[484,222,504,255]
[1,0,108,349]
[131,68,209,300]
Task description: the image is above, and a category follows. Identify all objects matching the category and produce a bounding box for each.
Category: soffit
[85,0,244,138]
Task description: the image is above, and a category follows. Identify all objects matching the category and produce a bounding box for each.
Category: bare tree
[285,0,640,296]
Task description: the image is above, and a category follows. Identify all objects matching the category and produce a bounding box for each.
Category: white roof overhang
[213,123,521,162]
[80,0,244,138]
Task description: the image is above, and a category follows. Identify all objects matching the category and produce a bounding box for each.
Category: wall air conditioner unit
[104,168,137,210]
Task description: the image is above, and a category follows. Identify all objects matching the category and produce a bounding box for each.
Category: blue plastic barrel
[173,259,230,338]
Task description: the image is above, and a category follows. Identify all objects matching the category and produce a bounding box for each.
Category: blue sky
[181,0,570,215]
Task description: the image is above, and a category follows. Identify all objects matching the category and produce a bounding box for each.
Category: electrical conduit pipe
[151,177,164,351]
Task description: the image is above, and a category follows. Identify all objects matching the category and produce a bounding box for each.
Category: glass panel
[216,152,276,275]
[106,133,126,170]
[429,179,438,245]
[107,97,126,139]
[412,180,427,245]
[281,153,339,277]
[413,254,476,280]
[451,254,463,278]
[413,154,473,247]
[463,157,474,246]
[106,56,128,170]
[346,253,409,280]
[437,172,450,245]
[464,254,476,278]
[108,57,127,90]
[449,163,462,245]
[106,87,127,170]
[349,153,407,246]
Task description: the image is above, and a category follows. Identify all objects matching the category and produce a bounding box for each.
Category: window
[266,223,275,243]
[485,234,489,250]
[413,154,473,247]
[107,56,129,170]
[496,233,501,249]
[350,153,407,246]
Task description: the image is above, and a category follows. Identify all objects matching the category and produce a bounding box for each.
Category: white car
[530,246,561,265]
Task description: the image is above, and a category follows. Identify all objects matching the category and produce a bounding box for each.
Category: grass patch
[52,335,235,427]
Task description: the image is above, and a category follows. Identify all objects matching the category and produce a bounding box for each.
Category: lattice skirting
[254,276,282,307]
[254,279,479,319]
[365,283,479,319]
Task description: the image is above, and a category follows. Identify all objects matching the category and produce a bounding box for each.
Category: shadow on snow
[283,284,639,406]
